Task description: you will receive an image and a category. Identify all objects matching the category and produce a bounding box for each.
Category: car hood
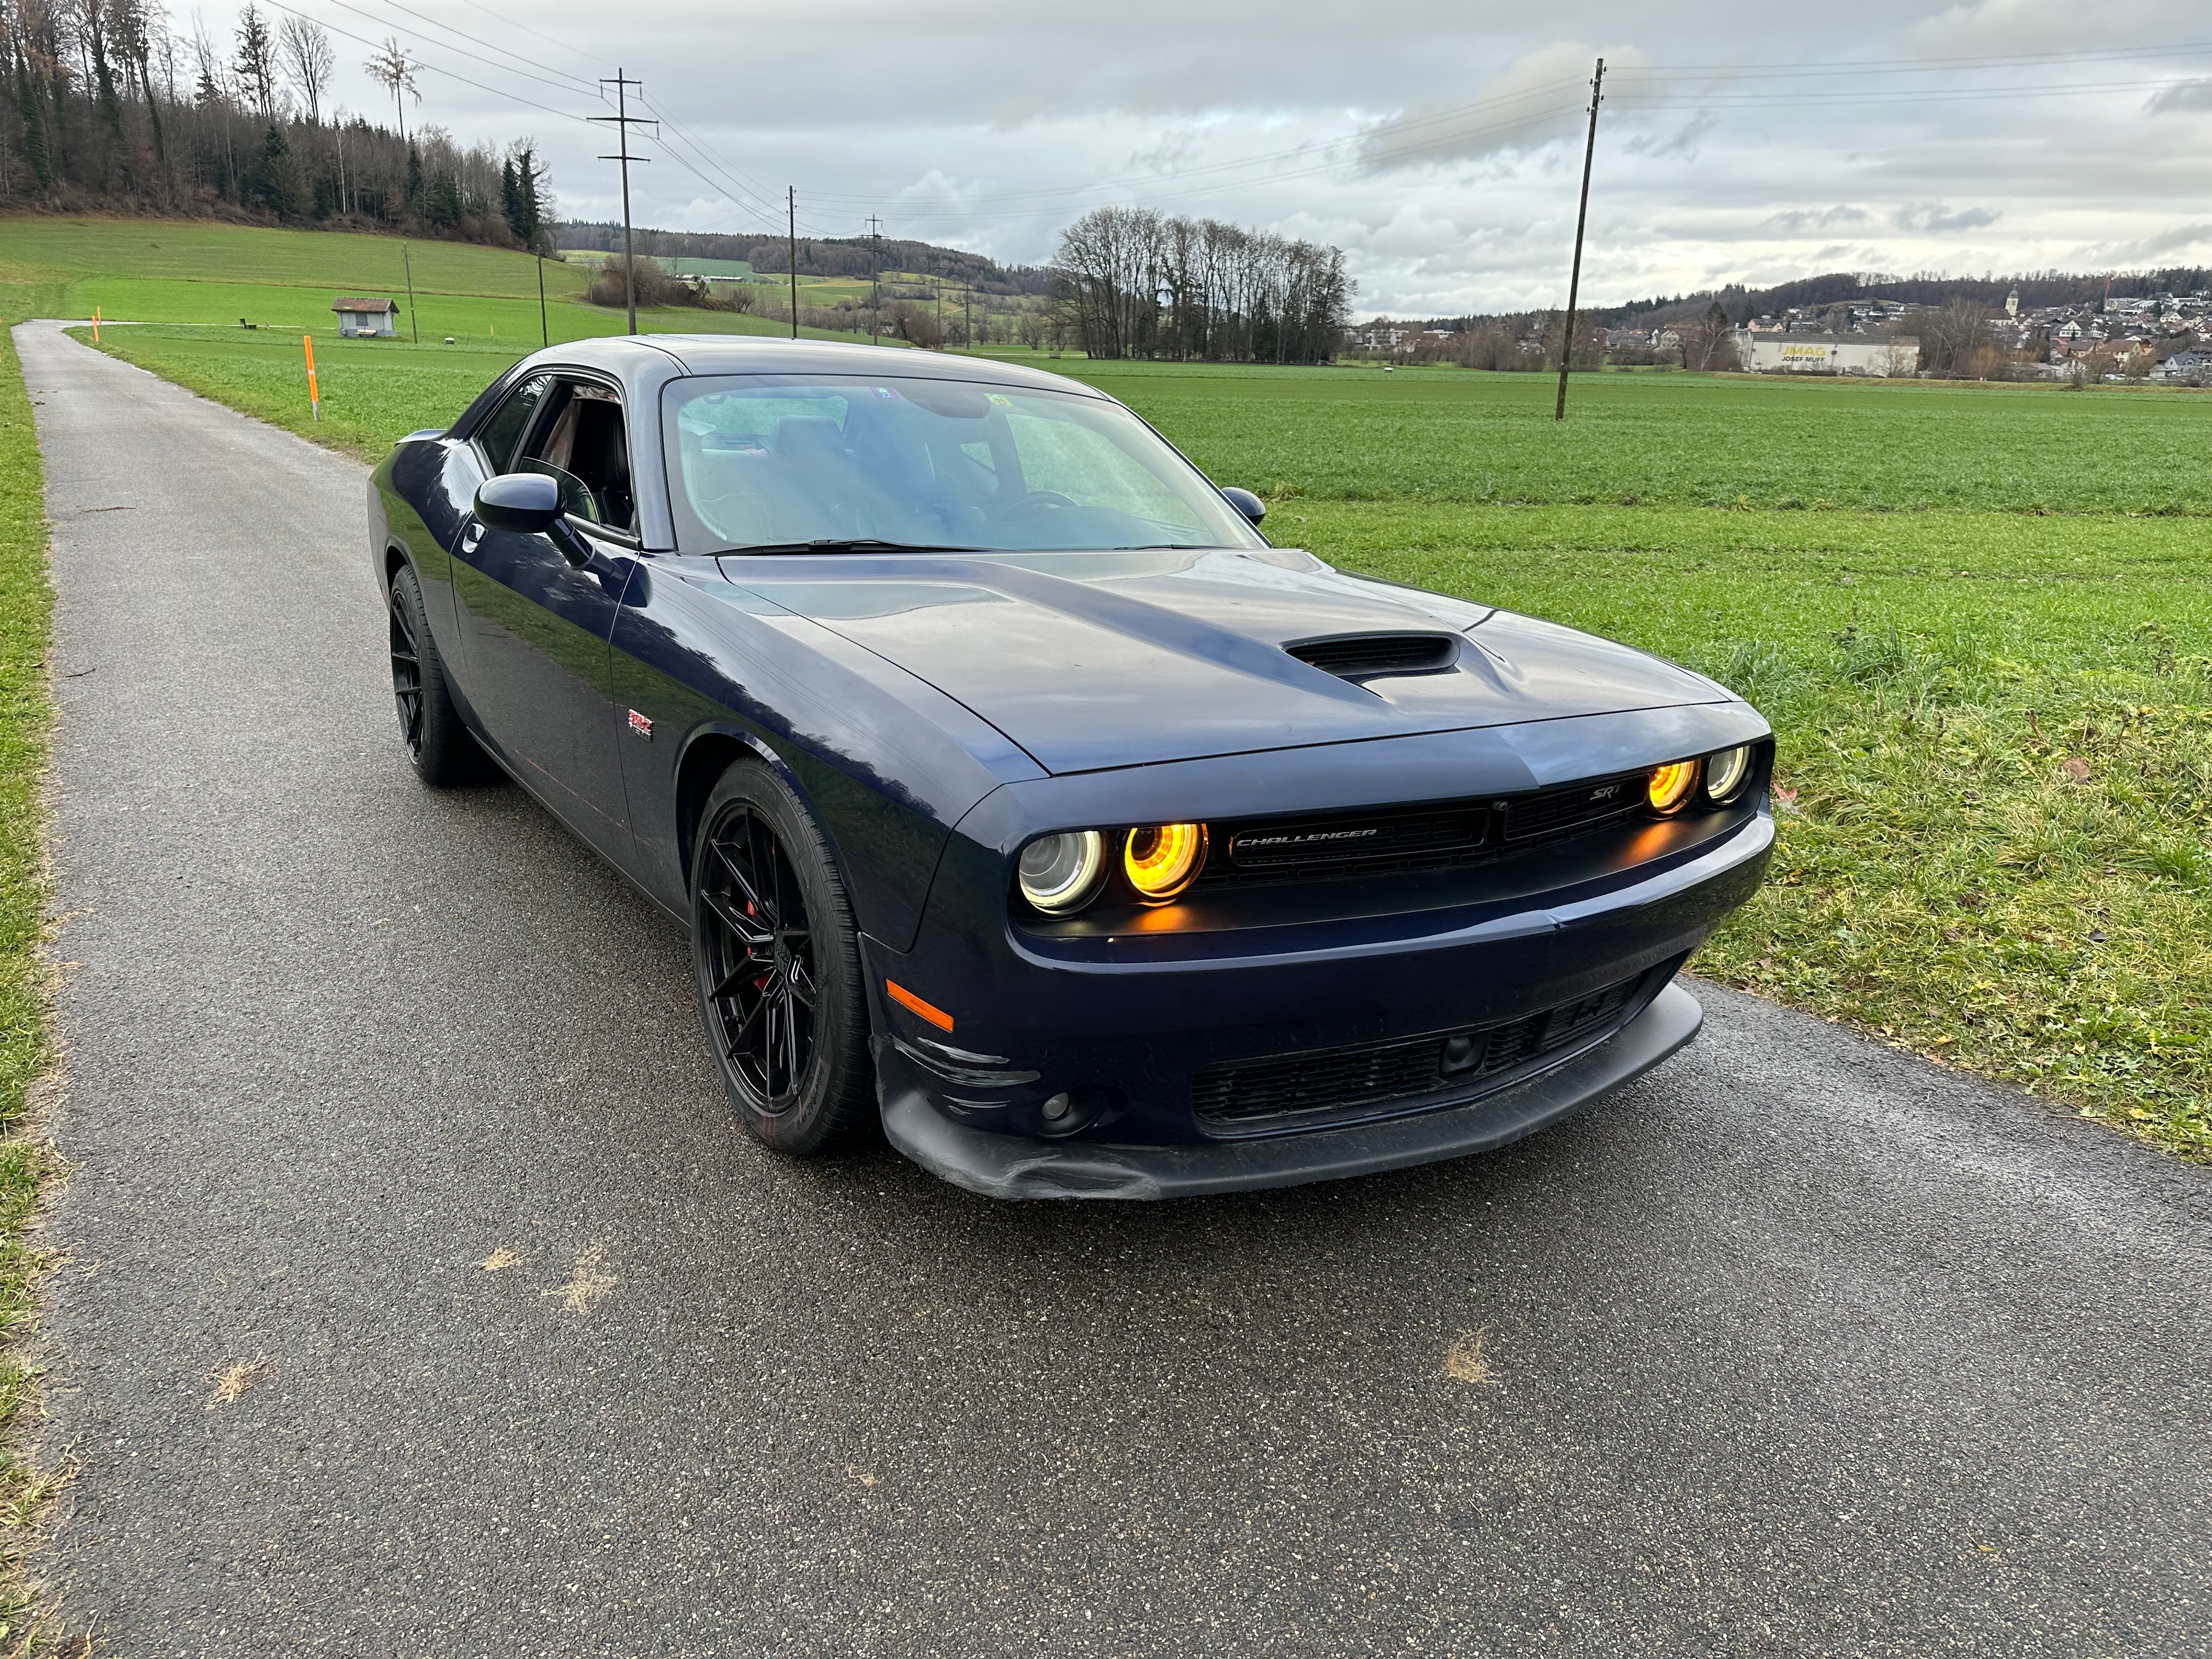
[720,546,1730,775]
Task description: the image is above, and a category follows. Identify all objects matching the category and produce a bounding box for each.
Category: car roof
[539,334,1110,398]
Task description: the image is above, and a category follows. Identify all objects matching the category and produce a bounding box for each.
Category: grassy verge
[0,286,68,1643]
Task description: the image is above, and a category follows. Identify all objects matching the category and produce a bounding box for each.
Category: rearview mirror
[1221,486,1266,526]
[475,471,562,534]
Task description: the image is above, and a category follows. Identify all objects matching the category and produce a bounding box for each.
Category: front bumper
[883,980,1703,1199]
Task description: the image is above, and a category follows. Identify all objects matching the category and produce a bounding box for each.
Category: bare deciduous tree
[1051,206,1353,364]
[275,14,331,126]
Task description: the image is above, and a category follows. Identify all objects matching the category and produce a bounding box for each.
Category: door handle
[461,521,485,554]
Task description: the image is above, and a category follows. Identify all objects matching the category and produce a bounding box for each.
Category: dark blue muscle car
[368,336,1773,1199]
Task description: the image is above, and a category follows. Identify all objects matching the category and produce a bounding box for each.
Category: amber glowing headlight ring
[1017,830,1107,915]
[1646,760,1701,816]
[1122,823,1209,902]
[1703,744,1754,804]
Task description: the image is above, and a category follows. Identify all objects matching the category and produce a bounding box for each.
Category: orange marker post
[92,305,100,344]
[303,332,320,422]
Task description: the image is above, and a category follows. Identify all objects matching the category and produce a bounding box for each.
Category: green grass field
[7,216,2208,1160]
[0,213,883,348]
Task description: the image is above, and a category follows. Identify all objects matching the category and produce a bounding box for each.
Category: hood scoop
[1286,632,1460,681]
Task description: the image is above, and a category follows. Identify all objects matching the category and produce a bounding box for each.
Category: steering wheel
[985,490,1081,533]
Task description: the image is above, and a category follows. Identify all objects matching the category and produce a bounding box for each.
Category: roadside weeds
[1,302,88,1653]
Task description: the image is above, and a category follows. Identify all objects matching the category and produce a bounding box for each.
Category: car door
[448,371,642,859]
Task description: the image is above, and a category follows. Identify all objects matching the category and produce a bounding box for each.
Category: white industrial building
[1734,331,1920,376]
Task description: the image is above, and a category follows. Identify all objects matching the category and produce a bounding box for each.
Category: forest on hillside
[2,0,547,250]
[556,221,1054,297]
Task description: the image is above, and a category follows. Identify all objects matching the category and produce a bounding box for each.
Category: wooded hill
[3,0,548,251]
[556,221,1054,297]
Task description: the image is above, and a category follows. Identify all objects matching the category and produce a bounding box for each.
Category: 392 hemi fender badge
[627,709,653,740]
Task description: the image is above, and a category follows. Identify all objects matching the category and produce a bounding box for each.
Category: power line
[1606,74,2212,108]
[1622,37,2212,76]
[340,0,601,93]
[805,77,1588,209]
[262,0,599,125]
[287,0,599,99]
[447,0,604,74]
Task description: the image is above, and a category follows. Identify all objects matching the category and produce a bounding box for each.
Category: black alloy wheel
[691,764,873,1153]
[388,580,425,754]
[386,563,484,786]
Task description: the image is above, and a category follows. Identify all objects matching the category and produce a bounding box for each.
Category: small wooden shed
[332,297,400,338]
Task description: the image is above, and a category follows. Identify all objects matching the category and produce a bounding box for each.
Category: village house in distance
[1346,274,2212,383]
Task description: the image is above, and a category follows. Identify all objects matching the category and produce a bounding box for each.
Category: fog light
[1646,760,1700,815]
[1040,1092,1073,1121]
[1124,822,1208,901]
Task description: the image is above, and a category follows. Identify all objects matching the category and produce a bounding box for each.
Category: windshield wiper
[712,539,980,557]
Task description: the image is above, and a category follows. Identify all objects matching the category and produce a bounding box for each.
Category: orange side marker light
[885,980,953,1031]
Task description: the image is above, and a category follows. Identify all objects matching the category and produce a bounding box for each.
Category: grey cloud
[1623,112,1717,161]
[2147,80,2212,114]
[1892,202,2001,234]
[1762,205,1873,234]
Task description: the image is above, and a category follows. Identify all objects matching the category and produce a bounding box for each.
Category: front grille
[1286,633,1459,679]
[1190,772,1652,892]
[1200,804,1488,884]
[1190,965,1661,1130]
[1500,773,1644,843]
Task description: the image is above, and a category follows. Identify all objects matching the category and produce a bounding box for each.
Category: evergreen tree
[404,142,422,211]
[427,168,461,227]
[241,123,305,216]
[233,4,280,124]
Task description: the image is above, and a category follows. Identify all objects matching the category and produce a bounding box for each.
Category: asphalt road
[18,320,2212,1659]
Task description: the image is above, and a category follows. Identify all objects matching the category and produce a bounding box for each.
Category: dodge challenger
[368,337,1773,1199]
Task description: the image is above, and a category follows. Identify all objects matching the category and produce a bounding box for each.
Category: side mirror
[474,472,593,567]
[1221,486,1267,526]
[475,471,562,534]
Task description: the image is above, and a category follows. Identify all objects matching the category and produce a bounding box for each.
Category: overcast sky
[262,0,2212,317]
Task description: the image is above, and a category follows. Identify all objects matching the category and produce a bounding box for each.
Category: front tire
[388,563,481,785]
[690,762,875,1155]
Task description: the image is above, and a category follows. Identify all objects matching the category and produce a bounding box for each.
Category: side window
[474,375,547,474]
[517,379,636,534]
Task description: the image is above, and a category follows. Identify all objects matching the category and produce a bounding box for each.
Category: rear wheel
[387,563,481,785]
[690,763,874,1154]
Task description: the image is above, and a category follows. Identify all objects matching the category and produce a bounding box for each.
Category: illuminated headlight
[1646,760,1700,815]
[1703,744,1754,804]
[1018,831,1107,914]
[1123,823,1208,901]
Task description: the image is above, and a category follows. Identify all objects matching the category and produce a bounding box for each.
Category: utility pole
[536,253,548,348]
[787,187,799,340]
[963,286,971,352]
[872,219,884,343]
[402,242,418,343]
[1555,57,1604,421]
[591,69,654,336]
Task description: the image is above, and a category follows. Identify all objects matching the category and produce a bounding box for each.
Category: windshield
[661,373,1266,554]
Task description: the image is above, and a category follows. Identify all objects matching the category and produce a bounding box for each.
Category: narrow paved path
[19,321,2212,1658]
